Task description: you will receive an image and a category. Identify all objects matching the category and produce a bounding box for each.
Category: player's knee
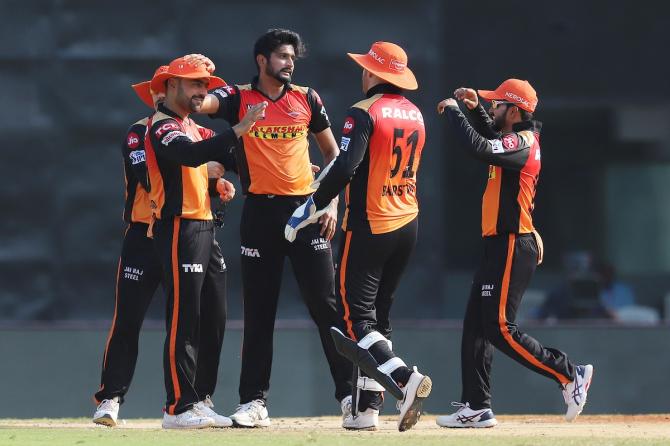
[483,321,506,345]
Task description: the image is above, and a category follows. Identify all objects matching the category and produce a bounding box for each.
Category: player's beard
[490,110,506,132]
[176,81,205,113]
[266,64,292,85]
[188,94,205,112]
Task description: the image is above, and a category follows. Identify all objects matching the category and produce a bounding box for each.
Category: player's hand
[233,102,267,137]
[183,53,216,73]
[311,164,320,174]
[207,161,225,178]
[284,196,328,243]
[437,98,458,114]
[454,87,478,110]
[216,178,236,202]
[533,229,544,265]
[318,198,338,241]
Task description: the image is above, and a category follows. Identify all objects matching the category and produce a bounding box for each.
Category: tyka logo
[241,246,260,258]
[182,264,203,273]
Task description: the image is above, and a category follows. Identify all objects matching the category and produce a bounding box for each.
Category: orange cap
[478,79,538,112]
[150,56,226,95]
[131,65,169,109]
[347,42,418,90]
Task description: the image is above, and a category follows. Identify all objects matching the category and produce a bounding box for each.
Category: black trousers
[238,194,352,404]
[461,233,575,410]
[335,217,418,410]
[95,222,162,404]
[153,217,227,415]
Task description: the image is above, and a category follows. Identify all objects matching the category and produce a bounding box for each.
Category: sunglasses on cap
[490,99,516,109]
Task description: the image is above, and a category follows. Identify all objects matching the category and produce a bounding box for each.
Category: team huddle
[92,28,593,432]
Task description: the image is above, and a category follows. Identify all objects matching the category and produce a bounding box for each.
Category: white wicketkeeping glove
[310,159,335,189]
[284,196,328,243]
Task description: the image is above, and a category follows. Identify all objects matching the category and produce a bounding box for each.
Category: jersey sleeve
[208,85,241,125]
[443,105,531,170]
[149,118,239,168]
[313,107,373,209]
[307,88,331,133]
[198,125,237,172]
[463,102,500,139]
[122,123,150,190]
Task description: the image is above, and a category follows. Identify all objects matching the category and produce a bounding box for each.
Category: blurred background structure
[1,0,669,417]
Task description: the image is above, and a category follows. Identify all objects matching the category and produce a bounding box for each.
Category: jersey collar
[157,103,196,127]
[158,103,183,121]
[365,83,403,98]
[251,76,293,102]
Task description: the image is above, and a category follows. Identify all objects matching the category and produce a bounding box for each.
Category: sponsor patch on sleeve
[129,149,146,165]
[319,105,329,123]
[154,121,180,138]
[213,86,236,98]
[502,134,518,150]
[127,132,140,149]
[490,139,505,153]
[339,136,351,152]
[342,117,354,135]
[161,131,189,146]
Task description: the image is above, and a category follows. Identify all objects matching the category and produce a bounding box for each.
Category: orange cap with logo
[347,42,418,90]
[478,78,538,112]
[149,56,226,95]
[131,65,169,109]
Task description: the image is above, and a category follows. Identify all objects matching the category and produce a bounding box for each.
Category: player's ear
[256,54,267,70]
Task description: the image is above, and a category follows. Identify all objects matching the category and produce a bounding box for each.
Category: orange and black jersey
[443,103,542,237]
[145,103,238,220]
[313,84,425,234]
[122,118,152,224]
[208,78,330,196]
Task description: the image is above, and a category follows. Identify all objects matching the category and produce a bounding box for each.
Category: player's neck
[256,74,285,101]
[164,97,190,119]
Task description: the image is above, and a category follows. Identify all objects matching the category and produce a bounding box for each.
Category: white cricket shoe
[92,398,119,427]
[194,395,233,428]
[397,368,432,432]
[563,364,594,422]
[436,402,498,428]
[162,407,215,429]
[230,399,271,427]
[343,406,379,431]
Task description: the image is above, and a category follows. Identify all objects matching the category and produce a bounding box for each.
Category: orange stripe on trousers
[339,231,357,340]
[168,217,182,414]
[498,233,570,384]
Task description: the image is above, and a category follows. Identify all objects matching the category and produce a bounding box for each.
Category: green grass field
[1,416,668,446]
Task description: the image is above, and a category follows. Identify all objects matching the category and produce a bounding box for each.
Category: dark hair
[253,28,306,71]
[518,108,533,121]
[505,103,533,121]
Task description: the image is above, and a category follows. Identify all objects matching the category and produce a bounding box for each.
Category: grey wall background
[1,325,667,417]
[1,0,670,416]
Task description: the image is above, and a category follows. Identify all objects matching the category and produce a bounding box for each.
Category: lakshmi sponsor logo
[248,124,308,140]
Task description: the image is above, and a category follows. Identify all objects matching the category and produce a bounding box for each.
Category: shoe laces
[203,395,215,409]
[451,401,469,413]
[237,399,265,413]
[193,402,212,417]
[98,399,118,410]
